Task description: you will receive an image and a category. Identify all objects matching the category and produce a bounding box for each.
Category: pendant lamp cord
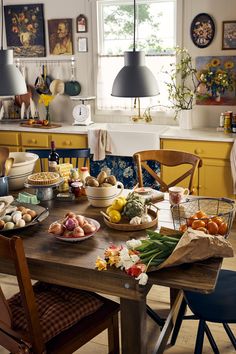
[133,0,136,51]
[1,0,3,49]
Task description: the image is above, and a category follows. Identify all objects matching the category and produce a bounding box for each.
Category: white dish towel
[230,139,236,193]
[88,129,112,161]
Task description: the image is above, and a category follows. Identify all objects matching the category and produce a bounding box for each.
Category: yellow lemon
[106,206,114,215]
[108,210,121,223]
[111,198,125,211]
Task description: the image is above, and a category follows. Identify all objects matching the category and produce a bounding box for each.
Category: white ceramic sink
[106,123,169,157]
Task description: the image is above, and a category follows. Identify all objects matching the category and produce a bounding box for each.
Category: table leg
[120,297,147,354]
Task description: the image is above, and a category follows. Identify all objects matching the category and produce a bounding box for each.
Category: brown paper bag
[148,228,234,272]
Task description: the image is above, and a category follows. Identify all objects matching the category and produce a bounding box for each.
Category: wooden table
[0,194,222,354]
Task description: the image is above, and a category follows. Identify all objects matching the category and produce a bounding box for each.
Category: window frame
[91,0,183,122]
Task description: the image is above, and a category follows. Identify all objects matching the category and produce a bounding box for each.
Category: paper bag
[148,228,234,272]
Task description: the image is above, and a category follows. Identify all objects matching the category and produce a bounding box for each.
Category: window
[95,0,177,115]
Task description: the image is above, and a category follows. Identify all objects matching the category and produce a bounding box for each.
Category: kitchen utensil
[64,59,81,96]
[4,158,14,176]
[0,147,9,176]
[30,97,36,118]
[49,79,65,95]
[0,105,4,120]
[20,102,25,119]
[35,64,51,94]
[14,65,33,109]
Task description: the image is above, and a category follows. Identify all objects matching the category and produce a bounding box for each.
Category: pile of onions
[48,212,96,238]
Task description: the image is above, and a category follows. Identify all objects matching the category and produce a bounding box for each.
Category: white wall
[3,0,236,127]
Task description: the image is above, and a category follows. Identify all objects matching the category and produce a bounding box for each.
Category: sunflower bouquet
[198,58,234,97]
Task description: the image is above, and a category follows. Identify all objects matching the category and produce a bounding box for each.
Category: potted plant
[166,47,199,128]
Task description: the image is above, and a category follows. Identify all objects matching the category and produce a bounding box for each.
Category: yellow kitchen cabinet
[21,132,49,148]
[0,131,21,151]
[161,139,234,198]
[50,134,87,149]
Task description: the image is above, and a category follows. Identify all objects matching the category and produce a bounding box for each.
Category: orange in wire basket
[192,219,206,229]
[207,221,219,235]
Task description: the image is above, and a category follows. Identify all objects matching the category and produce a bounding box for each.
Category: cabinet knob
[65,141,72,146]
[194,148,203,155]
[30,139,37,144]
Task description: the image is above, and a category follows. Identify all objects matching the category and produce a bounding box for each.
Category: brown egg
[22,213,32,223]
[0,220,5,230]
[17,206,26,212]
[20,207,28,215]
[27,209,37,218]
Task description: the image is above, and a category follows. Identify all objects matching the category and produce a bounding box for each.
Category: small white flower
[130,254,140,263]
[126,239,142,249]
[135,272,148,285]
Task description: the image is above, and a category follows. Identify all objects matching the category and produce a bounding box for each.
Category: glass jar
[80,167,90,184]
[71,182,83,198]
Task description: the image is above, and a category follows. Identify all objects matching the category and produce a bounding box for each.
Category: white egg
[4,222,15,230]
[11,211,22,218]
[2,215,12,223]
[22,213,32,223]
[16,219,26,228]
[12,213,22,223]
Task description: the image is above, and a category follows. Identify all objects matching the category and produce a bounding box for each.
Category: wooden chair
[170,269,236,353]
[133,149,202,194]
[25,148,90,171]
[0,234,119,354]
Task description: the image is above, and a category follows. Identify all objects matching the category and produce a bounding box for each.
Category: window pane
[97,0,176,112]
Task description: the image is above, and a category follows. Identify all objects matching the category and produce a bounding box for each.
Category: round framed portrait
[190,13,215,48]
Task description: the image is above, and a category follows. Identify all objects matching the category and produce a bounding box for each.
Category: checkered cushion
[8,282,103,342]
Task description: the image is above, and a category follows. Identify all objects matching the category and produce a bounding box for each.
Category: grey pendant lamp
[111,0,159,97]
[0,0,27,96]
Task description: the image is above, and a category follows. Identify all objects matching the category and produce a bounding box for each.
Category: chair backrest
[0,235,45,353]
[25,148,90,172]
[133,149,202,194]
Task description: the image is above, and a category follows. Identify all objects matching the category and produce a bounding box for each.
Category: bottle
[219,113,225,128]
[48,141,60,172]
[232,114,236,133]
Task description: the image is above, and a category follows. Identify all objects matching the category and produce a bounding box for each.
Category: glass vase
[46,106,51,125]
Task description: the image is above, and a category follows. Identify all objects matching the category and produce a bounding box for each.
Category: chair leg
[223,323,236,350]
[194,319,205,354]
[204,323,220,354]
[170,297,187,345]
[146,304,165,328]
[108,313,120,354]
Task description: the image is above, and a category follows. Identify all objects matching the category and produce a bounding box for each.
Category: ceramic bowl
[86,181,124,207]
[8,152,38,190]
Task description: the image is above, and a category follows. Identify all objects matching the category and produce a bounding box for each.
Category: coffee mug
[0,176,9,197]
[169,186,189,205]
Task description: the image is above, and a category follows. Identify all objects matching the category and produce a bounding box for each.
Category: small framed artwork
[76,14,87,33]
[222,21,236,50]
[190,13,215,48]
[48,19,73,55]
[78,37,88,52]
[4,3,46,57]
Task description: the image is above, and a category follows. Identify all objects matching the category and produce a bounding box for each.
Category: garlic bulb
[130,216,142,225]
[141,206,152,224]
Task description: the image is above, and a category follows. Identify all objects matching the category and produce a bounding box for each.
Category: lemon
[108,210,121,223]
[106,206,114,215]
[111,197,126,211]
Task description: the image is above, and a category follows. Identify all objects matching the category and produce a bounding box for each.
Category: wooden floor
[0,232,235,354]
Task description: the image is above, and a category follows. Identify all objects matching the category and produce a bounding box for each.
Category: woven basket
[171,197,235,237]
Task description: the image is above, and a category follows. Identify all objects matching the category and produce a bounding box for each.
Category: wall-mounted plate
[190,13,215,48]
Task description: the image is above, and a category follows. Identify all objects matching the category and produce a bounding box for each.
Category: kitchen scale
[71,96,95,126]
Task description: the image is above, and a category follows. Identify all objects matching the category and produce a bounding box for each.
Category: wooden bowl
[103,208,158,231]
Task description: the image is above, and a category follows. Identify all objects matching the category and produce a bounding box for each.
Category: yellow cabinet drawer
[50,134,88,148]
[21,133,49,147]
[161,139,232,159]
[0,132,20,146]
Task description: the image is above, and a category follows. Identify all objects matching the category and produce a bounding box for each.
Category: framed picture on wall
[76,14,87,33]
[77,37,88,52]
[222,21,236,50]
[4,3,46,57]
[190,13,215,48]
[48,19,73,55]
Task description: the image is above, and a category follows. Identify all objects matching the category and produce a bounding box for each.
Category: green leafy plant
[166,47,199,119]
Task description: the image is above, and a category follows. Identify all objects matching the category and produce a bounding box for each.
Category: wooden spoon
[4,158,14,176]
[0,147,9,176]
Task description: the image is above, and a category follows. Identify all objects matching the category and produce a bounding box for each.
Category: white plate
[55,217,100,243]
[134,187,152,195]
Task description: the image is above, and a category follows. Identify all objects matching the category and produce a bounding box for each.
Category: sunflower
[224,61,234,69]
[210,58,221,67]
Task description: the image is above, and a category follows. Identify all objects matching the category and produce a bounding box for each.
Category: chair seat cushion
[8,282,103,342]
[184,269,236,323]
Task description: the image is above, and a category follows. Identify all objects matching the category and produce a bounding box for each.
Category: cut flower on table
[95,228,234,286]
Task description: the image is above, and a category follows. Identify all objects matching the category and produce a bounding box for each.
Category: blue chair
[171,269,236,353]
[25,148,90,171]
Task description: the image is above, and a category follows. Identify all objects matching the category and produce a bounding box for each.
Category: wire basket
[171,197,235,237]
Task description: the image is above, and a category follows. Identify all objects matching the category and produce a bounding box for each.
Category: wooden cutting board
[20,123,62,129]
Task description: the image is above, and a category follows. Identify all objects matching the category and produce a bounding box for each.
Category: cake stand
[24,178,64,201]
